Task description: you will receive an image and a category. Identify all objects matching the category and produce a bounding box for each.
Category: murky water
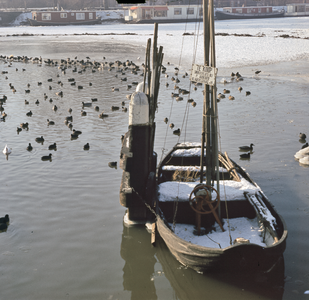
[0,21,309,300]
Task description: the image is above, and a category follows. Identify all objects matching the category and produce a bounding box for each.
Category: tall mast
[200,0,219,196]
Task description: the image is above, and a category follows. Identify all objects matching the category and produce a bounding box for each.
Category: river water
[0,18,309,300]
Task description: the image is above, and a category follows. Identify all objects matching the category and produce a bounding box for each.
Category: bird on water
[240,153,251,159]
[299,133,306,140]
[41,153,52,161]
[239,143,254,151]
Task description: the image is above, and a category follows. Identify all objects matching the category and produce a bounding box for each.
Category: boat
[215,6,285,20]
[28,10,101,26]
[119,0,287,274]
[124,4,203,24]
[285,3,309,17]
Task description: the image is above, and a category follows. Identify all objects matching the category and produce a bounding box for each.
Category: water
[0,18,309,299]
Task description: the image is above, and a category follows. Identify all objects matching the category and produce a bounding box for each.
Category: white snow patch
[158,178,260,202]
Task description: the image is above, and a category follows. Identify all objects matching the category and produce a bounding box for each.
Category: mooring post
[119,91,150,224]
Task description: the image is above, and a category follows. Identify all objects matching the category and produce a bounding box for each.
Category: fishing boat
[28,10,101,26]
[119,0,287,274]
[215,6,285,20]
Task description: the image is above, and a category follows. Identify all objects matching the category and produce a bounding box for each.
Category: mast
[200,0,219,203]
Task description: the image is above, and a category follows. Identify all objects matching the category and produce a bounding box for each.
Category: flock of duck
[0,54,149,163]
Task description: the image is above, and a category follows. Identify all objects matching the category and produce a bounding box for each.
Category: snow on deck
[171,217,266,248]
[172,148,204,157]
[161,165,228,172]
[158,178,260,202]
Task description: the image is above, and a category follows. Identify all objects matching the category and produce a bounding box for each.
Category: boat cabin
[285,3,309,16]
[31,10,98,24]
[124,5,203,23]
[222,6,273,14]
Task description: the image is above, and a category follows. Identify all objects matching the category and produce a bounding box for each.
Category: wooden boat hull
[157,213,287,273]
[156,143,288,273]
[215,10,284,20]
[28,18,101,26]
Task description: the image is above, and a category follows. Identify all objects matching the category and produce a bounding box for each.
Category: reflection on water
[121,222,157,300]
[121,222,285,300]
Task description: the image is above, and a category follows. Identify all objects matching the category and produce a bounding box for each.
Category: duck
[20,122,29,129]
[0,214,9,224]
[65,116,73,122]
[17,127,22,133]
[68,108,72,113]
[82,102,92,107]
[35,136,44,143]
[169,123,174,129]
[173,128,181,136]
[299,133,306,140]
[246,91,251,96]
[301,143,309,149]
[240,153,250,159]
[26,110,33,116]
[239,143,254,151]
[164,117,168,124]
[83,143,90,150]
[47,119,55,125]
[228,95,235,100]
[25,100,29,104]
[81,110,87,116]
[27,143,33,151]
[2,144,11,155]
[72,129,82,135]
[41,153,52,161]
[48,143,57,150]
[111,106,120,111]
[108,161,117,169]
[238,86,243,92]
[94,106,99,111]
[71,133,79,139]
[52,105,58,111]
[99,112,109,118]
[35,99,40,105]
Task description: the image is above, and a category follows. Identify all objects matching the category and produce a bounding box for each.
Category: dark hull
[127,18,203,24]
[28,18,101,26]
[215,10,285,20]
[157,214,287,273]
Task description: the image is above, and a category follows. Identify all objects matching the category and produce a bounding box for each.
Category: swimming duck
[35,136,44,143]
[3,144,11,155]
[17,127,22,133]
[81,110,87,116]
[164,118,168,124]
[52,105,58,111]
[68,108,72,113]
[94,106,99,111]
[26,110,32,116]
[72,129,82,135]
[0,214,9,224]
[246,91,251,96]
[108,161,117,169]
[240,153,250,159]
[173,128,181,136]
[41,153,52,161]
[239,143,254,151]
[301,143,309,149]
[25,100,29,104]
[299,133,306,140]
[20,122,29,129]
[48,143,57,150]
[82,102,92,107]
[169,123,174,129]
[239,144,254,151]
[27,143,33,151]
[65,116,73,122]
[99,112,108,118]
[47,119,55,125]
[83,143,90,150]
